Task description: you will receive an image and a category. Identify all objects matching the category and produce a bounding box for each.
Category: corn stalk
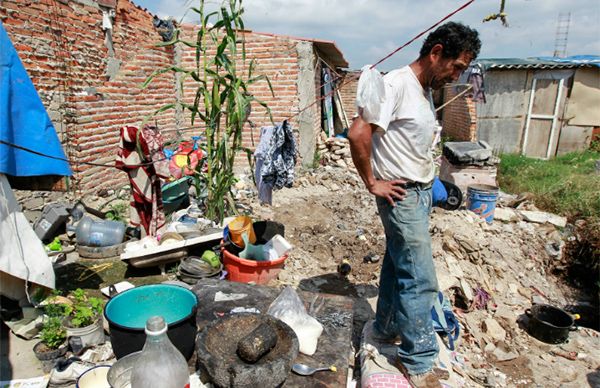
[143,0,273,224]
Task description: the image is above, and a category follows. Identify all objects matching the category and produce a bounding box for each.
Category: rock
[23,197,44,210]
[442,237,464,259]
[492,343,518,361]
[494,207,520,222]
[444,255,465,277]
[483,318,506,342]
[459,278,474,302]
[531,295,547,305]
[484,342,496,353]
[519,210,567,228]
[335,159,347,168]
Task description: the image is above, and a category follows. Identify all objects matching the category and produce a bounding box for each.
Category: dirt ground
[239,165,600,387]
[5,164,600,387]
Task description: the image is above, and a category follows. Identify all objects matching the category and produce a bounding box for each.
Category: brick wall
[178,26,303,160]
[2,0,336,194]
[441,85,477,141]
[339,70,360,120]
[1,0,176,193]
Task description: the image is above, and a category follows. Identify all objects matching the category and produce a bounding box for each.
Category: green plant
[40,317,66,349]
[105,202,128,223]
[312,150,322,169]
[64,289,104,328]
[143,0,273,224]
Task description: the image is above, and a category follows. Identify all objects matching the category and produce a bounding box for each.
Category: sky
[134,0,600,71]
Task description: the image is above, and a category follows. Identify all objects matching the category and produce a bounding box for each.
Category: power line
[3,0,477,169]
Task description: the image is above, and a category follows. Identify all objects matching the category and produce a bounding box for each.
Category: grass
[498,150,600,219]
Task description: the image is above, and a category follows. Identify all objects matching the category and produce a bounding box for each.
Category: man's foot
[368,320,402,345]
[407,371,442,388]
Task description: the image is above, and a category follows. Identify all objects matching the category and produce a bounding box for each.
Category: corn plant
[143,0,273,224]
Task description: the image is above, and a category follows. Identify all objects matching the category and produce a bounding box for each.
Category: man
[349,22,481,388]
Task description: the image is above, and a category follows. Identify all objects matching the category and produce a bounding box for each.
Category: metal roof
[476,55,600,70]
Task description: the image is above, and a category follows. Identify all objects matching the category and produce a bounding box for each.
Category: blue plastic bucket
[466,184,499,223]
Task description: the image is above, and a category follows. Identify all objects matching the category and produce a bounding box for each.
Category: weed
[498,151,600,218]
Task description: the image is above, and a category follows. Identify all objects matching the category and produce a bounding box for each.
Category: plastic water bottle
[130,316,190,388]
[74,216,125,247]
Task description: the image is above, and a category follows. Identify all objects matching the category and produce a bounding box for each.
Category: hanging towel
[115,125,167,236]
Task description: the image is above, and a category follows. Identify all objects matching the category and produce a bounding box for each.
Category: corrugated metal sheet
[476,56,600,70]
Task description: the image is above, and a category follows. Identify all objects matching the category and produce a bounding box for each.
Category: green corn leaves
[142,0,273,224]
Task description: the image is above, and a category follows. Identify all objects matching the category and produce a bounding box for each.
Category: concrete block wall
[441,85,477,141]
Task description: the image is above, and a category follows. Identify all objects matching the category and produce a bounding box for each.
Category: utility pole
[553,12,571,58]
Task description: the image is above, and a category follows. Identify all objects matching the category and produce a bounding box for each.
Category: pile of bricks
[317,133,356,171]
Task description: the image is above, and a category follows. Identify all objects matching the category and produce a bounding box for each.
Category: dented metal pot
[526,304,576,344]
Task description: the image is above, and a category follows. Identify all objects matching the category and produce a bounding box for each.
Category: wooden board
[192,279,354,388]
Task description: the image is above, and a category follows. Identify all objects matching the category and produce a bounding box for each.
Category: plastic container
[130,316,189,388]
[75,216,125,247]
[466,184,499,223]
[228,216,256,248]
[103,284,198,360]
[263,235,293,262]
[33,203,70,241]
[221,244,287,284]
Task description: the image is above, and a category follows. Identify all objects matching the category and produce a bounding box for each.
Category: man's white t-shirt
[367,66,435,184]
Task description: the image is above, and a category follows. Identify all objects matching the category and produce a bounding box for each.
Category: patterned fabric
[254,125,275,205]
[115,125,166,236]
[259,120,297,190]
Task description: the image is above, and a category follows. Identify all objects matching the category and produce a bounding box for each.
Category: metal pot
[526,304,576,344]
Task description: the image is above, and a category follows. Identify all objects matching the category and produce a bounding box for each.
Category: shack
[442,56,600,158]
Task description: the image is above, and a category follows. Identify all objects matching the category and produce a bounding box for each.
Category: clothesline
[1,0,477,169]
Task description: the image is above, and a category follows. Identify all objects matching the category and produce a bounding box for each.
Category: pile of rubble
[316,134,356,171]
[244,166,600,388]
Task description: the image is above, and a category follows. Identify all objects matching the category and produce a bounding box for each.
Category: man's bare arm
[348,116,407,206]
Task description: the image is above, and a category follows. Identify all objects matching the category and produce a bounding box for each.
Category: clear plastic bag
[356,65,385,123]
[267,286,323,355]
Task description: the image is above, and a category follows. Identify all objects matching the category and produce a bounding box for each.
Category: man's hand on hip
[368,179,407,206]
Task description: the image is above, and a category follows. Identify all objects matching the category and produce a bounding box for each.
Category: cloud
[137,0,600,70]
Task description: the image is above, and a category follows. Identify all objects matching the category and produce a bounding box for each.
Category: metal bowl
[107,351,140,388]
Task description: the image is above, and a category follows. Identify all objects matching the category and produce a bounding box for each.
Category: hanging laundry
[115,125,167,237]
[256,121,297,204]
[458,63,486,103]
[254,125,275,205]
[322,68,335,137]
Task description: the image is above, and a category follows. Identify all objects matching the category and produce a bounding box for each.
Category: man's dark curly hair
[419,22,481,59]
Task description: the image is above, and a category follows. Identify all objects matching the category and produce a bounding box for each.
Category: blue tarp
[0,21,71,177]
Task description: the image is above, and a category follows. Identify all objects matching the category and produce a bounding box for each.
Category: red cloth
[115,125,167,236]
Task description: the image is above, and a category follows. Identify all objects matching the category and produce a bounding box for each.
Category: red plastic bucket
[221,245,286,284]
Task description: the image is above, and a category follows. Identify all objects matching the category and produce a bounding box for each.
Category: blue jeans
[374,186,439,375]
